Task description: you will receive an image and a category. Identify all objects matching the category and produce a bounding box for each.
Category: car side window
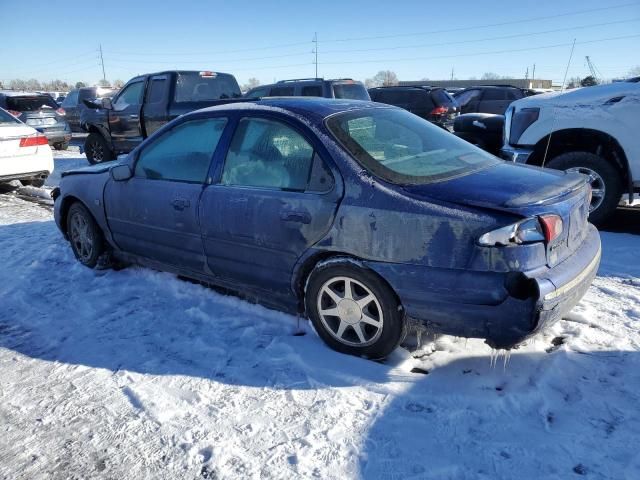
[135,118,227,183]
[113,81,144,110]
[301,85,323,97]
[246,87,270,98]
[269,86,295,96]
[146,76,168,104]
[61,90,78,107]
[482,89,508,101]
[221,117,314,191]
[454,89,481,106]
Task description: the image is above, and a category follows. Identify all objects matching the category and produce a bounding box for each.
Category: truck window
[270,86,295,96]
[61,90,79,107]
[113,82,144,110]
[146,76,168,104]
[301,85,323,97]
[174,72,241,102]
[332,83,369,100]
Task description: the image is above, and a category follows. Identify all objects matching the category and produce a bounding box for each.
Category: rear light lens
[509,108,539,145]
[19,135,49,147]
[539,214,563,243]
[7,110,21,117]
[430,105,448,116]
[199,71,217,78]
[56,107,66,115]
[479,215,563,246]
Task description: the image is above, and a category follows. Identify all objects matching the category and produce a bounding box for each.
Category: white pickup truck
[501,78,639,225]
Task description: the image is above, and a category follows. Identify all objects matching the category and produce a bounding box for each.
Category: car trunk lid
[0,125,43,158]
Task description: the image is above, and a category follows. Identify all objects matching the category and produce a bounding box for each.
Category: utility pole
[99,44,106,84]
[532,63,536,81]
[450,67,454,80]
[312,32,318,78]
[525,66,529,80]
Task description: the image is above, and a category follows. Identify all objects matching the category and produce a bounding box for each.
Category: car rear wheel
[84,133,114,164]
[53,141,69,151]
[67,202,105,268]
[546,151,622,226]
[305,261,406,359]
[21,178,46,188]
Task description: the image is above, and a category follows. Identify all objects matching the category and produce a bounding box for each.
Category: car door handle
[171,198,190,210]
[129,114,139,119]
[281,211,311,224]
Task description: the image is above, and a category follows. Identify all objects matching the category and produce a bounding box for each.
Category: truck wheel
[305,261,407,360]
[546,151,622,226]
[85,133,114,164]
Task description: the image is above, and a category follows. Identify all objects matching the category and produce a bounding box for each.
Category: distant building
[399,78,553,89]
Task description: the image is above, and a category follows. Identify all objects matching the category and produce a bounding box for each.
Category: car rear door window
[269,86,295,96]
[146,76,168,104]
[301,85,323,97]
[482,89,508,101]
[221,117,314,191]
[6,95,58,112]
[61,90,79,107]
[135,118,227,183]
[245,87,270,98]
[454,89,481,107]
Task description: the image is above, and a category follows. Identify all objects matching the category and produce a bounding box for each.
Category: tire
[84,133,114,164]
[53,141,69,151]
[305,261,407,360]
[66,202,105,268]
[546,151,622,226]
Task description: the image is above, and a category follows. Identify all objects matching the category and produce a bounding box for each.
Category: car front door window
[113,82,144,111]
[135,118,227,183]
[221,117,314,191]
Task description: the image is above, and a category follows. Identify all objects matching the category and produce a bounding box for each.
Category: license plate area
[26,117,56,126]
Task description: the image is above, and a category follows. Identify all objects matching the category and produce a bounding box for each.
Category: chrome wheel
[567,166,605,212]
[69,212,94,262]
[90,141,104,163]
[316,276,384,347]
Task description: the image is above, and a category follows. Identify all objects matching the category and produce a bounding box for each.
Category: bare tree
[75,81,86,89]
[241,77,260,92]
[627,66,640,78]
[365,70,399,88]
[566,76,582,89]
[112,79,125,89]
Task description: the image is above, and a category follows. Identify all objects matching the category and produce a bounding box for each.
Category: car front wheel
[67,202,105,268]
[84,133,114,164]
[305,261,406,359]
[546,151,622,226]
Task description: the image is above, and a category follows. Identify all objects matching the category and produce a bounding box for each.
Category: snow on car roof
[0,90,49,97]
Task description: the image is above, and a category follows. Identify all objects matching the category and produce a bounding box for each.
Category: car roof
[196,97,391,121]
[0,90,49,96]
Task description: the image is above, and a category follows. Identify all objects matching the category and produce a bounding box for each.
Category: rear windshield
[432,89,456,107]
[326,108,498,185]
[6,95,58,112]
[0,108,20,124]
[174,72,242,102]
[332,83,370,100]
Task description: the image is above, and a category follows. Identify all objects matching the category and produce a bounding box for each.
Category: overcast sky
[2,0,638,87]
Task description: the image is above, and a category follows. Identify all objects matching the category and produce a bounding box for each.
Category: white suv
[501,78,639,225]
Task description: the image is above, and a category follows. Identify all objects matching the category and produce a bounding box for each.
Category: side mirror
[101,97,113,110]
[110,164,133,181]
[82,98,101,109]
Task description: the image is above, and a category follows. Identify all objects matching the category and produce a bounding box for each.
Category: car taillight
[56,107,66,115]
[430,106,448,116]
[478,215,563,246]
[539,214,563,243]
[7,110,21,117]
[19,135,49,147]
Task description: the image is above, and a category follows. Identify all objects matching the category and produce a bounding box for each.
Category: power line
[317,33,640,66]
[323,2,640,43]
[105,40,312,57]
[320,18,640,55]
[105,50,311,65]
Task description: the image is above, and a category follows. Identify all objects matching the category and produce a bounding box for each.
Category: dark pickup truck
[81,70,242,163]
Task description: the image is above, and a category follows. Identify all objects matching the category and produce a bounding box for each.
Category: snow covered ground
[0,149,639,479]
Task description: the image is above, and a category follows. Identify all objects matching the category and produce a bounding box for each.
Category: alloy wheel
[566,166,605,212]
[69,212,94,262]
[316,276,384,347]
[91,141,104,163]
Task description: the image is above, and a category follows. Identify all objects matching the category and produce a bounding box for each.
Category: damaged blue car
[53,98,601,359]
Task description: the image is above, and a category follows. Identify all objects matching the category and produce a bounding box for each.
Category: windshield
[6,95,58,112]
[174,72,242,102]
[326,108,499,184]
[332,83,370,100]
[0,108,20,124]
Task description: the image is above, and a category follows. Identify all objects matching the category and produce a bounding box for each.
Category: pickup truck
[81,70,242,163]
[500,78,640,225]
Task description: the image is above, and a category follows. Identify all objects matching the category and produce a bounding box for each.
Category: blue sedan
[53,98,600,359]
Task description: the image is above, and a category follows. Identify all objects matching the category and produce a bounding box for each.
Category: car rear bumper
[0,170,50,183]
[367,224,601,348]
[500,144,533,163]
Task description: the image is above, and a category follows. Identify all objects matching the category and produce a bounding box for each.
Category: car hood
[61,162,114,177]
[512,82,640,109]
[402,161,586,211]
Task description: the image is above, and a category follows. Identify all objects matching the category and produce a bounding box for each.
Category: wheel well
[293,251,402,315]
[527,128,630,188]
[59,196,86,236]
